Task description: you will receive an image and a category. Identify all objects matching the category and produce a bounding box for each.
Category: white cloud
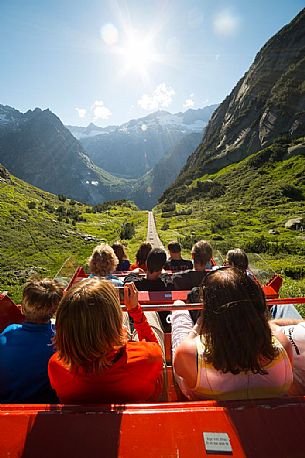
[213,11,240,37]
[183,98,194,109]
[138,83,175,111]
[92,100,112,121]
[75,107,87,118]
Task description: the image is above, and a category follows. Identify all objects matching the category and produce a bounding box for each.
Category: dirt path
[146,211,166,251]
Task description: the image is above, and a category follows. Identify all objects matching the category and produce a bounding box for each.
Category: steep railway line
[146,211,166,251]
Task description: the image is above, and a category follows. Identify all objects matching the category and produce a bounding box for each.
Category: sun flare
[123,39,154,70]
[120,33,158,75]
[114,28,161,77]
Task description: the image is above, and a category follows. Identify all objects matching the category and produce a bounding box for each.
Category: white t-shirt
[281,322,305,390]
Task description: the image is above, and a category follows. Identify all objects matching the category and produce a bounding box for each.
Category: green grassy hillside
[0,171,147,302]
[156,137,305,300]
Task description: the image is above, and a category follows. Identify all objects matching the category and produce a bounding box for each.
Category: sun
[123,39,154,71]
[116,29,160,77]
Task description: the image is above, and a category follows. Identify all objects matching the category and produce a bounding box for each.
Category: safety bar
[120,296,305,312]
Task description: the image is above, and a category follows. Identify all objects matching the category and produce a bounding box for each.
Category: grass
[0,175,147,302]
[155,138,305,300]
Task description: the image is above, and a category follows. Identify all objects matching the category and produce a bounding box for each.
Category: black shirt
[172,269,207,291]
[164,258,193,272]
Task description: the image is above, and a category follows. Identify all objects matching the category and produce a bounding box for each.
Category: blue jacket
[0,322,58,403]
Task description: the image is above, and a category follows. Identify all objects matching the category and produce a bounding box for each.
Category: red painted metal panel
[1,399,305,457]
[137,290,190,304]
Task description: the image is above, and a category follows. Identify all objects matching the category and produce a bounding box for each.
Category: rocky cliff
[166,8,305,195]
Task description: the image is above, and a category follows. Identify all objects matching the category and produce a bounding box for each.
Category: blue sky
[1,0,304,126]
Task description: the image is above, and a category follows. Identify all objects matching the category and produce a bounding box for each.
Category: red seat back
[65,267,88,291]
[263,274,283,299]
[0,293,24,333]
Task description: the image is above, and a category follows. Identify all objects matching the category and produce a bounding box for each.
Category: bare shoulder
[176,338,197,356]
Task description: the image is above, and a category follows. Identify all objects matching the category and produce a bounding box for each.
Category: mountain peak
[87,122,98,129]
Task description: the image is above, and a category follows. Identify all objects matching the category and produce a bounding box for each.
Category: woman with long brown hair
[172,267,293,400]
[130,242,152,272]
[48,279,163,403]
[112,242,130,272]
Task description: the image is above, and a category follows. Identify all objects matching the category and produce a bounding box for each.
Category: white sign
[203,432,232,455]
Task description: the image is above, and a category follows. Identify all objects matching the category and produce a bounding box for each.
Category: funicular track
[147,211,165,250]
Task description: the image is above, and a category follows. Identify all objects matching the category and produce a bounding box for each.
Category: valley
[0,8,304,305]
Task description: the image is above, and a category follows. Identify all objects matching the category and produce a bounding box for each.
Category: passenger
[225,248,302,321]
[112,242,130,272]
[164,241,193,272]
[124,248,171,331]
[88,243,123,286]
[172,240,213,291]
[270,318,305,395]
[172,267,293,401]
[0,278,63,403]
[130,242,152,272]
[48,280,163,403]
[225,248,249,271]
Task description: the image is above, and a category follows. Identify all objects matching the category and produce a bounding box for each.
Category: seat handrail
[120,296,305,312]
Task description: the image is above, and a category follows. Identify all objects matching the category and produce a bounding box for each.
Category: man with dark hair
[172,240,213,291]
[124,248,171,331]
[164,241,193,272]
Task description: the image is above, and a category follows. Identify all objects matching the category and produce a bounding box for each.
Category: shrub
[162,203,176,213]
[175,209,192,216]
[27,201,36,209]
[211,218,233,233]
[44,203,55,213]
[161,222,169,230]
[283,265,305,280]
[58,194,67,202]
[243,236,269,253]
[281,185,304,201]
[120,222,135,240]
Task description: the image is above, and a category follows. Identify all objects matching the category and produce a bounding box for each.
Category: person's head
[198,267,276,374]
[136,242,152,265]
[22,278,64,323]
[88,243,118,276]
[226,248,249,271]
[55,278,125,373]
[191,240,213,268]
[112,242,128,262]
[168,241,182,260]
[146,248,167,274]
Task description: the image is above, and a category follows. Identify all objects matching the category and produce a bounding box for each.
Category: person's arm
[272,327,293,365]
[171,304,201,356]
[173,338,198,389]
[124,282,159,344]
[270,318,304,327]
